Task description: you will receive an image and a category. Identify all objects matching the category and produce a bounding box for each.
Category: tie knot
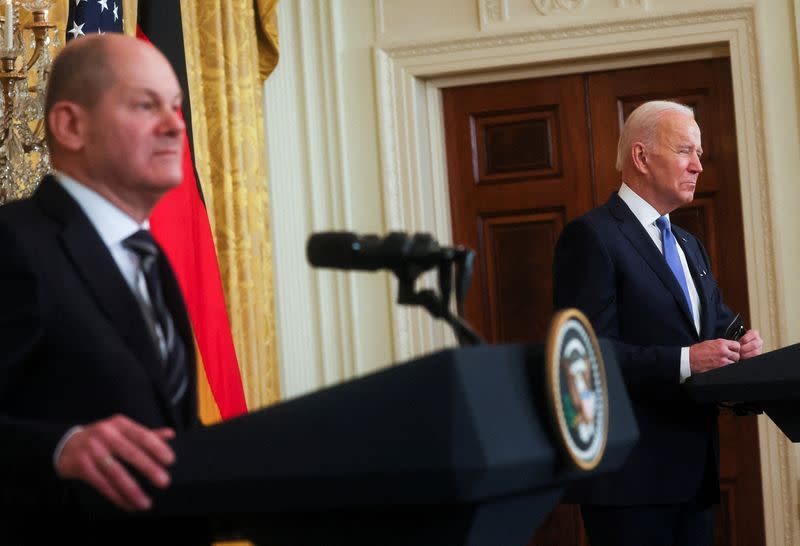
[123,230,159,263]
[655,216,670,234]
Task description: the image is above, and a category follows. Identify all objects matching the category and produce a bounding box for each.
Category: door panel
[442,75,593,344]
[475,108,563,182]
[479,211,564,343]
[442,57,764,546]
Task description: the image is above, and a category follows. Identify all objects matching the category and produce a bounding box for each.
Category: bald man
[0,34,202,536]
[553,101,762,546]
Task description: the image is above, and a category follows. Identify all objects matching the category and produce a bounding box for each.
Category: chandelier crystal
[0,0,58,204]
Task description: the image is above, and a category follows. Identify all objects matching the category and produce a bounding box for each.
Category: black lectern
[82,341,637,545]
[686,343,800,441]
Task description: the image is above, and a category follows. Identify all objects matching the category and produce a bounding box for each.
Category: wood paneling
[479,211,564,342]
[671,196,718,274]
[530,504,587,546]
[715,481,736,546]
[443,57,763,546]
[443,75,593,343]
[474,108,560,182]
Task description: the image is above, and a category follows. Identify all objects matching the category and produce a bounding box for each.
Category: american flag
[66,0,123,40]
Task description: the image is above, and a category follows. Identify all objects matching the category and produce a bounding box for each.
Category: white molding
[374,8,793,543]
[315,1,361,381]
[263,1,324,398]
[374,0,386,40]
[479,0,508,30]
[759,416,800,544]
[265,0,361,398]
[531,0,587,16]
[617,0,649,8]
[428,44,729,89]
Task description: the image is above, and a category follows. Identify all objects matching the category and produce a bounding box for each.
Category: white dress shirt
[51,171,154,467]
[617,183,700,383]
[56,172,151,296]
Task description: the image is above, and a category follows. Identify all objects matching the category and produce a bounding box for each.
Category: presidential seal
[545,308,608,471]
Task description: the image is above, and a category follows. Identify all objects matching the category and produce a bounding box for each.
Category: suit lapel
[607,194,697,335]
[34,177,179,427]
[673,225,713,339]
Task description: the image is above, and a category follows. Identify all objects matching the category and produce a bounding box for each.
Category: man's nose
[160,108,186,136]
[689,151,703,173]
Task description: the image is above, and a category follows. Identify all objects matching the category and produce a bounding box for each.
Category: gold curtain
[47,1,280,412]
[180,0,281,411]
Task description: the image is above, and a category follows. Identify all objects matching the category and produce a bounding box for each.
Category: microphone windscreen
[306,232,359,268]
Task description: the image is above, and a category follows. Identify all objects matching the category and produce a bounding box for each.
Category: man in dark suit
[0,33,196,527]
[553,101,763,546]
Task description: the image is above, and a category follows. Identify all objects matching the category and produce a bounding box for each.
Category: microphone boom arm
[393,246,484,347]
[306,230,484,346]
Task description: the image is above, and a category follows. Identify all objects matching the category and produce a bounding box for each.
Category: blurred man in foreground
[0,34,204,541]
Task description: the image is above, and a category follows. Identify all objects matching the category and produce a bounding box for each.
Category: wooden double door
[442,58,764,546]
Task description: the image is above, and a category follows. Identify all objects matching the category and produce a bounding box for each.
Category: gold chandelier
[0,0,58,204]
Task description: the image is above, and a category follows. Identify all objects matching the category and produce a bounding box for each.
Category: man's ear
[47,101,87,152]
[631,142,648,173]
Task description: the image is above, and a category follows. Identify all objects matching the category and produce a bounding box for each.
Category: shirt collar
[53,170,150,248]
[618,182,667,229]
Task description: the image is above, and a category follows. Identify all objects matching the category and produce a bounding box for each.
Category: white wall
[264,0,394,400]
[264,2,800,540]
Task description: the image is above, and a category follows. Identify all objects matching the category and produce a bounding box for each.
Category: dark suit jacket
[0,176,198,515]
[553,192,734,506]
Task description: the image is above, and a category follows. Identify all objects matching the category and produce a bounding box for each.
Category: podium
[685,343,800,441]
[84,342,638,545]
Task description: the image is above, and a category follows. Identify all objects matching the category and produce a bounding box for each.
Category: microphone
[307,231,452,271]
[308,231,483,344]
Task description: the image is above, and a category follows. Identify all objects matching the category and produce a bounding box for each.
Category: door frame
[373,6,794,544]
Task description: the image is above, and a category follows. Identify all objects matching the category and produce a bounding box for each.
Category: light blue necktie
[655,216,693,316]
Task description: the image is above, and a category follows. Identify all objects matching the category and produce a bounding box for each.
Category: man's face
[83,43,184,203]
[642,111,703,214]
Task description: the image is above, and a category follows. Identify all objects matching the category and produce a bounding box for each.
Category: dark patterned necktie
[123,230,188,407]
[655,216,694,317]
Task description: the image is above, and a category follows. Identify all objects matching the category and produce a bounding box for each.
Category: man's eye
[135,102,155,111]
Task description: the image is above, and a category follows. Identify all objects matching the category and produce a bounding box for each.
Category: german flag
[137,3,248,421]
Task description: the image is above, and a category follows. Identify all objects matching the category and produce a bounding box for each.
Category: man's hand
[739,329,763,359]
[55,414,175,511]
[690,339,740,374]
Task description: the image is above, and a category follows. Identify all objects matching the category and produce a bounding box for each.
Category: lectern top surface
[685,343,800,403]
